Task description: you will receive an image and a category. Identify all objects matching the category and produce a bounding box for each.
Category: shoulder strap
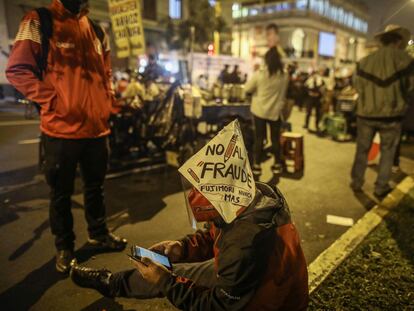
[35,7,53,80]
[88,18,105,45]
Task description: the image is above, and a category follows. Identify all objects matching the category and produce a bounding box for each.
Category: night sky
[363,0,414,37]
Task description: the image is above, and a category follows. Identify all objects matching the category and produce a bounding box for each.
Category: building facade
[231,0,369,69]
[0,0,231,90]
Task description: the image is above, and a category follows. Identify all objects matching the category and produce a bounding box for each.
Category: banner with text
[108,0,145,58]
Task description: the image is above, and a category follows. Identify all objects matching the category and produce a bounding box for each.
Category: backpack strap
[88,18,105,46]
[35,7,53,80]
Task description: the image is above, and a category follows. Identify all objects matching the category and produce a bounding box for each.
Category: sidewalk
[309,187,414,310]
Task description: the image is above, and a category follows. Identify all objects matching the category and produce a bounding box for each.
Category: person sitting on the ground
[70,120,309,311]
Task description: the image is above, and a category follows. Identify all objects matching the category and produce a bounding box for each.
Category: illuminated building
[231,0,369,68]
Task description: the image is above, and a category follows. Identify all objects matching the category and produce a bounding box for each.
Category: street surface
[0,101,413,310]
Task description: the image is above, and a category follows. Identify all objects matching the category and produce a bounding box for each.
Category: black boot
[88,232,127,251]
[70,264,114,297]
[56,249,75,273]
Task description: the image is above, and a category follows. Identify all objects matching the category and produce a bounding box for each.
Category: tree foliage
[163,0,227,52]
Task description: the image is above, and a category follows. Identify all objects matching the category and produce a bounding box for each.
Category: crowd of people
[4,0,413,309]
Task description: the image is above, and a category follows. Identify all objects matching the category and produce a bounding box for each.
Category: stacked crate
[281,133,304,173]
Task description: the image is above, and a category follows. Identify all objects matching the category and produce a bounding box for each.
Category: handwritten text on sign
[108,0,145,58]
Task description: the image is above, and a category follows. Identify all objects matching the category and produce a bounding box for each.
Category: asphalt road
[0,101,413,310]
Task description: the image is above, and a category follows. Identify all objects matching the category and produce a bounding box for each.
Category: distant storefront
[231,0,369,70]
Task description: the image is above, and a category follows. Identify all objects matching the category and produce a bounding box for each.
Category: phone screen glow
[135,247,171,268]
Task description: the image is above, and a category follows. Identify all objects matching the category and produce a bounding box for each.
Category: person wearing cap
[351,25,414,198]
[70,120,309,310]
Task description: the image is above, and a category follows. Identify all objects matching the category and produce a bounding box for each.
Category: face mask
[60,0,89,14]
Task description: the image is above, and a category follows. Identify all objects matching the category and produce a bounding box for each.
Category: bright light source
[165,62,174,72]
[139,58,148,67]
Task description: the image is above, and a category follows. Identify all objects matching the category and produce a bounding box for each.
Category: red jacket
[6,0,115,139]
[160,183,309,310]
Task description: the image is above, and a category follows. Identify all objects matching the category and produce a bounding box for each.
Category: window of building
[169,0,182,19]
[232,3,241,18]
[143,0,157,20]
[296,0,308,10]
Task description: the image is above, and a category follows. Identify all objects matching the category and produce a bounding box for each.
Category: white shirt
[245,66,289,121]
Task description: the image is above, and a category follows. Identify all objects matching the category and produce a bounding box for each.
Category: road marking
[308,176,414,293]
[0,179,43,195]
[18,138,40,145]
[0,120,39,127]
[106,163,167,179]
[326,214,354,227]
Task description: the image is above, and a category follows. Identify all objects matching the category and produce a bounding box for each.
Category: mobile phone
[130,246,173,270]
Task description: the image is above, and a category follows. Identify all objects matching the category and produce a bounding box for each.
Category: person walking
[245,23,289,176]
[351,24,413,198]
[6,0,127,273]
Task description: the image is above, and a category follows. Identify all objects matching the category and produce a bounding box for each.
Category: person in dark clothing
[143,54,165,81]
[70,121,308,311]
[218,64,231,84]
[303,70,325,132]
[6,0,127,273]
[229,65,242,84]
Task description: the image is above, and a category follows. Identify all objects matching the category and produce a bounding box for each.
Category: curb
[308,176,414,293]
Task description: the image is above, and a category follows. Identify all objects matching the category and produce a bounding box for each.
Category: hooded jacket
[6,0,115,139]
[159,182,309,311]
[355,46,414,119]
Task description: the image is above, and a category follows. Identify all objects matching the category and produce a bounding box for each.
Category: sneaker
[88,232,127,251]
[271,163,283,174]
[56,249,75,273]
[70,263,114,297]
[252,164,262,176]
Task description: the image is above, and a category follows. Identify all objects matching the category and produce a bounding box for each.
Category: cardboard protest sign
[179,119,256,223]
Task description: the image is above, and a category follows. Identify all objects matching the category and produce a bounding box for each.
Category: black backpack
[34,7,105,80]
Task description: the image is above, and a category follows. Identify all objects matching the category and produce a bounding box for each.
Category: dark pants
[110,260,216,298]
[351,118,402,193]
[43,134,109,251]
[304,96,322,129]
[253,116,282,165]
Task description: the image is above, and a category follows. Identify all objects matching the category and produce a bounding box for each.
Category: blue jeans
[351,118,402,194]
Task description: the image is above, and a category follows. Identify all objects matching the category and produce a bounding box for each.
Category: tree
[162,0,228,52]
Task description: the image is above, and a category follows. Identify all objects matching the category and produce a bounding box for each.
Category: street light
[382,0,414,26]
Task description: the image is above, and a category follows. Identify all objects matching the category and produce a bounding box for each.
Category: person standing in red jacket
[6,0,127,273]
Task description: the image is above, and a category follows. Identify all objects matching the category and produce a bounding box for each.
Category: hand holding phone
[129,251,172,286]
[130,246,173,270]
[149,240,184,263]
